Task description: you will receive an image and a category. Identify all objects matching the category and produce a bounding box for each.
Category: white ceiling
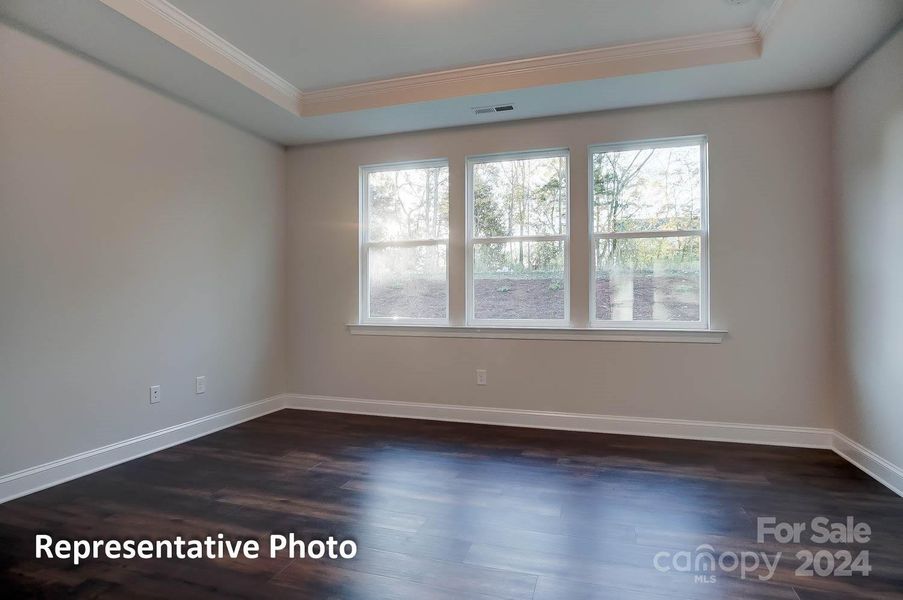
[2,0,902,145]
[166,0,770,89]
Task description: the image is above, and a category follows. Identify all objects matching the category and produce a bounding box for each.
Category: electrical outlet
[476,369,487,386]
[196,376,206,394]
[149,385,161,404]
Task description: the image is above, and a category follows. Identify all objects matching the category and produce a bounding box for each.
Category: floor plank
[1,409,901,598]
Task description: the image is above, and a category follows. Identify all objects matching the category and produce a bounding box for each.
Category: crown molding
[754,0,787,39]
[97,0,303,114]
[299,28,762,116]
[96,0,780,118]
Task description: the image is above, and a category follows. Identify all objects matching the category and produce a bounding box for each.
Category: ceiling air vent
[472,104,515,115]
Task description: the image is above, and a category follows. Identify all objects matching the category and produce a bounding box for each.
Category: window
[354,137,716,339]
[590,136,708,328]
[360,160,449,323]
[467,149,569,325]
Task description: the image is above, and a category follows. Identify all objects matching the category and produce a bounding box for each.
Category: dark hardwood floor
[1,410,901,599]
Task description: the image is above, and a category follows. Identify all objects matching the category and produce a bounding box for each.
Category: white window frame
[359,159,450,325]
[466,148,571,327]
[588,135,709,330]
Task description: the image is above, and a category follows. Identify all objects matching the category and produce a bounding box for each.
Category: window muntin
[360,161,449,323]
[467,150,569,325]
[590,137,708,328]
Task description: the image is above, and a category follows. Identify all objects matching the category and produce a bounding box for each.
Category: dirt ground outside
[370,274,699,322]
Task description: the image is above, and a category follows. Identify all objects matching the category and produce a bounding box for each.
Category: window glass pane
[367,165,448,242]
[369,244,447,319]
[592,144,701,233]
[594,236,700,322]
[473,155,568,238]
[473,241,565,320]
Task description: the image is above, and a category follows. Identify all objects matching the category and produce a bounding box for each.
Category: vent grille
[472,104,515,115]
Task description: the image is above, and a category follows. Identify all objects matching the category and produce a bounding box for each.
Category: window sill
[347,324,727,343]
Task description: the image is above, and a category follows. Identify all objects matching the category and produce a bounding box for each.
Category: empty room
[2,0,902,598]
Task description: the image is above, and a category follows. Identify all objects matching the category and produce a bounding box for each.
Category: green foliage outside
[592,146,702,276]
[473,156,567,279]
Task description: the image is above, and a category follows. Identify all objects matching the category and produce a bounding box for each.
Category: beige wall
[0,15,849,480]
[833,27,903,467]
[0,22,286,475]
[286,91,836,427]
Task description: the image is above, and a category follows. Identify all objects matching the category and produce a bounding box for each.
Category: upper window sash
[361,159,449,245]
[590,135,706,236]
[469,148,570,240]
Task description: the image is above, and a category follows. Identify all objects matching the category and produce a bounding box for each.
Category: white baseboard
[0,394,288,504]
[5,393,900,503]
[284,393,834,449]
[832,432,903,497]
[285,394,903,497]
